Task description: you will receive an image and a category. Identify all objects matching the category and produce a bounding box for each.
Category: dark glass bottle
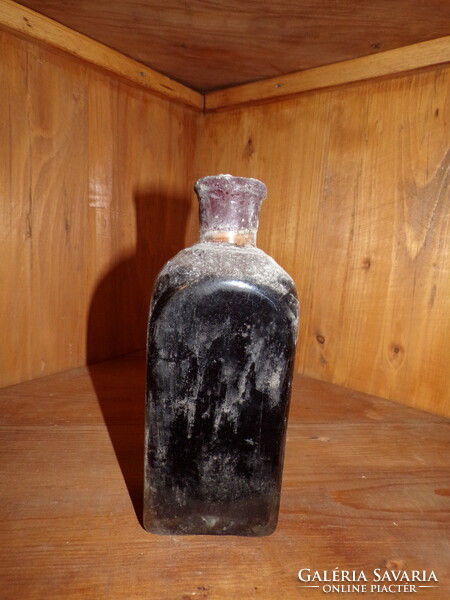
[144,175,299,535]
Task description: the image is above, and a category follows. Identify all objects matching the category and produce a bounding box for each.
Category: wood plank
[0,28,198,388]
[26,41,90,382]
[0,32,32,384]
[1,353,449,599]
[0,0,203,109]
[205,36,450,111]
[194,65,450,417]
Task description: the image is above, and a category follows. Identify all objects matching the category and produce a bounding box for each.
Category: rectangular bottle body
[144,276,297,536]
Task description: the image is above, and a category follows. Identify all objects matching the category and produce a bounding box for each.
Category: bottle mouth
[194,174,267,201]
[194,175,267,242]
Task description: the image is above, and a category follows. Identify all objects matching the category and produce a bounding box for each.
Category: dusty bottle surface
[144,175,299,535]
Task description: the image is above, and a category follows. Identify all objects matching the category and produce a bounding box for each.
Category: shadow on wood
[86,188,191,525]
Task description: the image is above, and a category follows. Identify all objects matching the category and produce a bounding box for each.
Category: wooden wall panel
[26,41,90,380]
[193,66,450,416]
[0,29,198,387]
[0,32,33,384]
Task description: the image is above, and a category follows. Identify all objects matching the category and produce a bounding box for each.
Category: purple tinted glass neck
[194,175,267,246]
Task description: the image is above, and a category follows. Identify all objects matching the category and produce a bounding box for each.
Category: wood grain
[12,0,450,92]
[0,352,449,599]
[0,0,202,109]
[205,36,450,111]
[0,33,32,384]
[26,40,90,381]
[0,29,198,387]
[193,65,450,417]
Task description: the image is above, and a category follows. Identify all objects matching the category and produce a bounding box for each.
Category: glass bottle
[144,174,299,535]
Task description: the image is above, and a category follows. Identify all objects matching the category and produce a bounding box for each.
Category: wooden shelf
[1,353,449,599]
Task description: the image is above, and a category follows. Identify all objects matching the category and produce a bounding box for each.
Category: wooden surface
[1,352,449,599]
[0,29,198,388]
[194,65,450,417]
[205,36,450,111]
[0,0,202,108]
[12,0,450,92]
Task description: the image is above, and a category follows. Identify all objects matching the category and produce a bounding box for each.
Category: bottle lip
[194,174,267,200]
[195,174,267,241]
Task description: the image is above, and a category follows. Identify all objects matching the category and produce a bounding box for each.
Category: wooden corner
[0,0,203,110]
[205,36,450,112]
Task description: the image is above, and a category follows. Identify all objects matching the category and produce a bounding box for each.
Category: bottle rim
[194,174,267,200]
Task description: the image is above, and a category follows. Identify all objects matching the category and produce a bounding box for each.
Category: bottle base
[143,516,278,537]
[143,496,280,536]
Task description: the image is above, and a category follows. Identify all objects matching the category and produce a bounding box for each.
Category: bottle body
[144,241,298,535]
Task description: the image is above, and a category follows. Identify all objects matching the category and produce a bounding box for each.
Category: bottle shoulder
[151,242,299,334]
[154,242,297,297]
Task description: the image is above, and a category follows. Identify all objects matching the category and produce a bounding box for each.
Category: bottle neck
[200,229,257,246]
[194,174,266,249]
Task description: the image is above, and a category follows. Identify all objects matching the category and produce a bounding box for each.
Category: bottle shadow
[87,188,192,526]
